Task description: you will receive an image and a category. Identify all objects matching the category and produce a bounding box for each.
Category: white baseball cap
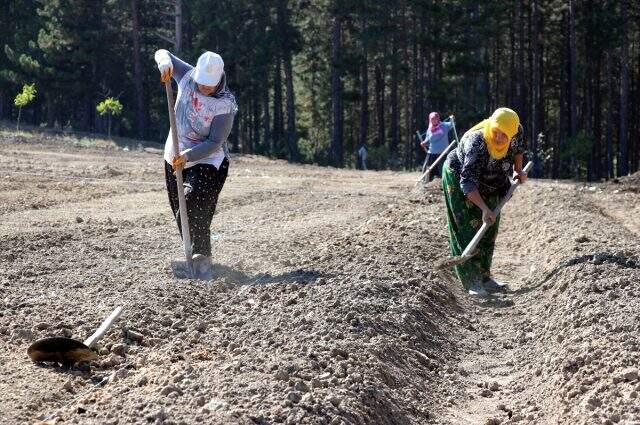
[193,51,224,86]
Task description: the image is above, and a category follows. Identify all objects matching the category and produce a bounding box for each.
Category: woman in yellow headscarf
[441,108,528,297]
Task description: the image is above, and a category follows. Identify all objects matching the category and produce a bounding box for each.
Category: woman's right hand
[482,207,497,225]
[172,153,187,171]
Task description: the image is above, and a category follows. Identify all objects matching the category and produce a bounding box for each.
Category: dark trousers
[424,153,443,179]
[164,158,228,257]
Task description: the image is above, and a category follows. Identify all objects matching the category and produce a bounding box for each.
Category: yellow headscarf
[463,108,520,160]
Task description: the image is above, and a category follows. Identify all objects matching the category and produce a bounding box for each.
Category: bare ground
[0,130,639,425]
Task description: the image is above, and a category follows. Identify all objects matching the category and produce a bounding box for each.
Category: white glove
[154,49,173,82]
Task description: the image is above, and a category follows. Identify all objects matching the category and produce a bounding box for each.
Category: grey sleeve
[168,52,193,82]
[184,113,235,163]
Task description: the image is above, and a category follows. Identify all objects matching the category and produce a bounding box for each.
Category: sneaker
[192,254,214,281]
[483,277,509,293]
[467,283,488,297]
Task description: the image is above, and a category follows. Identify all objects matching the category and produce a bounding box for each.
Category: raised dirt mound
[0,134,468,424]
[1,132,639,424]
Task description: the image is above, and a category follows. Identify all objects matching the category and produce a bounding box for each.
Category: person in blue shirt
[419,112,453,180]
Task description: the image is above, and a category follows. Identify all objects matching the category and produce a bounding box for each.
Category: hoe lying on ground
[27,307,123,367]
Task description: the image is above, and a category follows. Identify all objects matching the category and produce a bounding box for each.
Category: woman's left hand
[513,170,528,184]
[172,153,187,171]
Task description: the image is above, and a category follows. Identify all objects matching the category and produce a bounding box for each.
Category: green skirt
[441,165,501,288]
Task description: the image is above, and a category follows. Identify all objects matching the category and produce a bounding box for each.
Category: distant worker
[420,112,453,180]
[441,107,527,297]
[357,143,368,170]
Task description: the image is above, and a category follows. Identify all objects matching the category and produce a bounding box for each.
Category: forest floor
[0,130,639,425]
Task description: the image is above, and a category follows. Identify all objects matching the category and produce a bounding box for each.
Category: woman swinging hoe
[155,48,237,280]
[442,108,528,297]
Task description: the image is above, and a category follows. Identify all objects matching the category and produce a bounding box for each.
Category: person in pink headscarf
[419,112,453,179]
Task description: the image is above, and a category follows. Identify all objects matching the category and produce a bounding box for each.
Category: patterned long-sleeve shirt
[444,125,525,197]
[155,49,238,169]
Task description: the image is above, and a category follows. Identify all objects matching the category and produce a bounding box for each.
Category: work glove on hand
[155,49,174,82]
[159,62,173,83]
[172,153,187,172]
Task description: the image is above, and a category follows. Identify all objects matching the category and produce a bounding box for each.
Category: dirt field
[1,130,639,425]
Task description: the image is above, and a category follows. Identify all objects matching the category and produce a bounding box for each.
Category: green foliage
[97,97,123,117]
[14,82,37,131]
[0,0,639,178]
[14,83,37,107]
[97,97,122,137]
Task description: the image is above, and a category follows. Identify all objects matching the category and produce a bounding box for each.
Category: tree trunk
[633,48,640,173]
[537,8,545,161]
[359,52,369,151]
[184,2,192,51]
[283,54,298,162]
[509,5,516,107]
[402,9,412,169]
[390,35,399,169]
[586,0,597,180]
[252,95,258,153]
[593,59,602,180]
[16,107,22,131]
[416,9,426,165]
[530,0,541,175]
[277,0,298,162]
[87,1,102,132]
[131,0,147,139]
[517,0,526,119]
[619,0,629,176]
[273,56,284,156]
[374,63,385,147]
[46,93,56,127]
[257,5,269,153]
[412,23,420,167]
[555,12,568,179]
[262,81,270,154]
[569,0,577,141]
[175,0,182,53]
[330,15,343,167]
[242,102,248,153]
[556,57,564,180]
[606,51,614,178]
